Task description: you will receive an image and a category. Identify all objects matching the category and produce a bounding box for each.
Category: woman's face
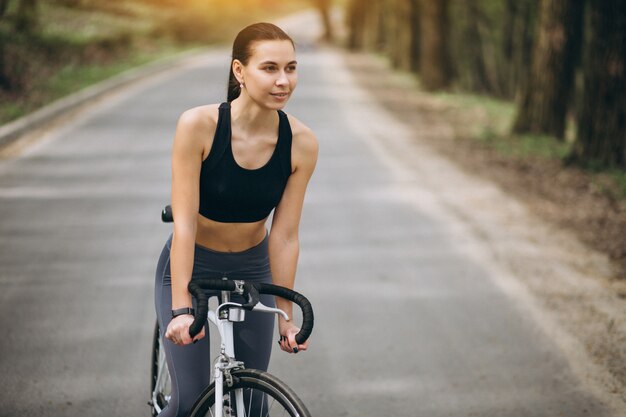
[235,39,297,109]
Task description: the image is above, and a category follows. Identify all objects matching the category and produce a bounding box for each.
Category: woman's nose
[276,71,288,86]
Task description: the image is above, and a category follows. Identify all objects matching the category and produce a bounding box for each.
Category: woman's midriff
[195,214,268,253]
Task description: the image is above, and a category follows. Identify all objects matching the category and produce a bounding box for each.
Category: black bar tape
[161,205,173,223]
[255,283,314,345]
[190,278,236,292]
[187,278,314,345]
[187,279,236,338]
[187,282,208,338]
[241,282,260,310]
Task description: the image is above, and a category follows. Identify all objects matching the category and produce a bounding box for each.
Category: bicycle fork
[213,355,245,417]
[211,290,245,417]
[211,286,290,417]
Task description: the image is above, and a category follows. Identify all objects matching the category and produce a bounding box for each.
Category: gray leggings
[154,233,275,417]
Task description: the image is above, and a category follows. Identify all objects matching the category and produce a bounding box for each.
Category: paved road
[0,23,618,417]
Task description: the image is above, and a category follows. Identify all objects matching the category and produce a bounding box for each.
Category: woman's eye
[287,66,297,72]
[264,66,277,71]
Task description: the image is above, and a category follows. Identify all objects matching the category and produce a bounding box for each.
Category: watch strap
[171,307,195,318]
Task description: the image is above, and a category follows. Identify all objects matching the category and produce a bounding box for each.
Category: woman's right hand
[165,314,205,346]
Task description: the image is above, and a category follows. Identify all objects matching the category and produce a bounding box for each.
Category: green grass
[434,89,626,199]
[43,43,186,97]
[585,167,626,200]
[39,3,151,43]
[478,129,572,160]
[0,40,191,124]
[0,0,177,124]
[435,90,573,160]
[1,103,25,121]
[613,171,626,198]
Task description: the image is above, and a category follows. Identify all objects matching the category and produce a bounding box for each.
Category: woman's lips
[271,92,289,100]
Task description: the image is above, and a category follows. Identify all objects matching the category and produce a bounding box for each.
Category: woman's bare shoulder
[286,113,318,154]
[286,113,318,170]
[174,104,221,156]
[177,104,220,132]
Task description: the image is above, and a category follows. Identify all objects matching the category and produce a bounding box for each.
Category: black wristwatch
[171,307,195,318]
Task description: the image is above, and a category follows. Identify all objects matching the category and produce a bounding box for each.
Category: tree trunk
[459,0,491,93]
[388,0,416,70]
[418,0,452,90]
[0,0,9,19]
[363,0,385,52]
[0,0,9,91]
[512,0,585,139]
[501,0,539,99]
[15,0,39,34]
[313,0,334,42]
[346,0,367,50]
[571,0,626,168]
[410,0,420,71]
[0,38,8,91]
[346,0,383,51]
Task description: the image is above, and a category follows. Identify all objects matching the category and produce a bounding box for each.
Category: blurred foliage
[346,0,625,171]
[436,90,571,160]
[0,0,309,124]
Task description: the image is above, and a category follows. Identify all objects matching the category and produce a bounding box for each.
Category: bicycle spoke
[264,397,273,417]
[248,387,253,416]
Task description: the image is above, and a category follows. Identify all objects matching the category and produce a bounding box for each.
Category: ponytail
[227,66,241,102]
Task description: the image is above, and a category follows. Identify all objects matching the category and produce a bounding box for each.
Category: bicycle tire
[150,321,171,416]
[188,369,311,417]
[150,321,159,395]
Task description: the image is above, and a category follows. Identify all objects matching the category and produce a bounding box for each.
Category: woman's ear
[232,59,244,84]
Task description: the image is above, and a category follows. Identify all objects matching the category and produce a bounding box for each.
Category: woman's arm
[269,121,318,353]
[166,107,214,345]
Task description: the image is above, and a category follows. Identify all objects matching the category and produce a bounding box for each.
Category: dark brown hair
[227,23,295,102]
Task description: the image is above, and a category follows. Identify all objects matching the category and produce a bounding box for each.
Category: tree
[362,0,385,51]
[0,0,10,18]
[571,0,626,168]
[346,0,363,49]
[502,0,539,99]
[387,0,419,71]
[313,0,334,43]
[418,0,452,90]
[458,0,492,94]
[512,0,584,139]
[15,0,39,33]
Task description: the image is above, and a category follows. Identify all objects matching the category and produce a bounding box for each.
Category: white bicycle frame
[206,288,289,417]
[151,284,291,417]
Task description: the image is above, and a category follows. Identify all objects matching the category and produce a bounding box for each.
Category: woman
[154,22,318,417]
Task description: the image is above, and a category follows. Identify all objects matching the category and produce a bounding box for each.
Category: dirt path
[339,49,626,409]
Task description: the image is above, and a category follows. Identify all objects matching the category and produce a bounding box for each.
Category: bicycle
[149,205,314,417]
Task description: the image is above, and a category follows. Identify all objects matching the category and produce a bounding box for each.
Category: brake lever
[252,301,289,321]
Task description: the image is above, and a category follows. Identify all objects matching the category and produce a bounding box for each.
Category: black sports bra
[198,102,292,223]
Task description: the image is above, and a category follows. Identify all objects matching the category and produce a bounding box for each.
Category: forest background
[346,0,626,283]
[1,0,625,281]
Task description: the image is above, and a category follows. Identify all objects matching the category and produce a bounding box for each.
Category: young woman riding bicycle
[153,22,318,417]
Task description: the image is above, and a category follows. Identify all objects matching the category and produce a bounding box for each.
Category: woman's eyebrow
[259,60,298,65]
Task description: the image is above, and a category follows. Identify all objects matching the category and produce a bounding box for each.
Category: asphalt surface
[0,24,618,417]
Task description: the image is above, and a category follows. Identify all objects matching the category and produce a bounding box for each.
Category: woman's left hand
[278,322,309,354]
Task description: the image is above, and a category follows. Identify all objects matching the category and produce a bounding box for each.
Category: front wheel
[188,369,311,417]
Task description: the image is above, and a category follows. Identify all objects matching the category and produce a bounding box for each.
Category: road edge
[0,46,214,151]
[331,46,626,415]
